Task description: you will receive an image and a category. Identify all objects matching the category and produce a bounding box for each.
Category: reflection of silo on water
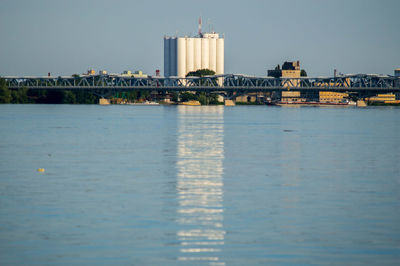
[176,106,225,264]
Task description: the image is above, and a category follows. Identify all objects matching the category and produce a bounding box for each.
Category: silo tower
[163,19,224,79]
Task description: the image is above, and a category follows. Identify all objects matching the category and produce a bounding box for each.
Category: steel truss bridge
[3,74,400,97]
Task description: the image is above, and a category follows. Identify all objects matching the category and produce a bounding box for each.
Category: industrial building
[268,61,301,79]
[121,70,148,78]
[164,19,224,78]
[268,61,302,87]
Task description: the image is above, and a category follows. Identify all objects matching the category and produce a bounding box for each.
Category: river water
[0,104,399,265]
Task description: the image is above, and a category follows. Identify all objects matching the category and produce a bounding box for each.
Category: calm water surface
[0,105,399,265]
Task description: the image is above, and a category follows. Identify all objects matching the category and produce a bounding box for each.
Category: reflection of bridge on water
[176,106,225,265]
[4,74,400,95]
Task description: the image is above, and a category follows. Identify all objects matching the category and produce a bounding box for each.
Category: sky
[0,0,399,77]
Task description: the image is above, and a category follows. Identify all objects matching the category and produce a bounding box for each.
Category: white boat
[128,101,159,106]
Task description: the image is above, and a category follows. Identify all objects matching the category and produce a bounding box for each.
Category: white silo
[209,38,217,73]
[164,37,170,77]
[216,38,224,75]
[169,37,177,76]
[201,38,209,70]
[193,38,202,71]
[163,23,224,78]
[186,38,194,74]
[177,38,187,78]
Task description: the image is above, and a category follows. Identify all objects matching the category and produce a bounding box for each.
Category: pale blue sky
[0,0,399,77]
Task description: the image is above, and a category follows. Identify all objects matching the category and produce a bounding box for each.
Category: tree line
[0,79,100,104]
[0,78,157,104]
[1,69,222,104]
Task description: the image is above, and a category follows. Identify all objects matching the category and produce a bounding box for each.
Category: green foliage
[35,90,98,104]
[138,90,150,100]
[178,91,222,105]
[186,69,218,86]
[171,92,178,102]
[197,92,208,105]
[208,94,220,105]
[0,78,12,103]
[0,80,99,104]
[127,91,138,102]
[300,69,307,77]
[74,91,99,104]
[63,91,76,104]
[115,92,124,99]
[11,87,31,103]
[180,92,198,102]
[186,69,216,77]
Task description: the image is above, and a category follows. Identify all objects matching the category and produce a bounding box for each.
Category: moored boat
[276,101,351,107]
[128,101,159,106]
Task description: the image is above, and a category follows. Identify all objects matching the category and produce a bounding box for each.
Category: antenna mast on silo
[198,16,202,37]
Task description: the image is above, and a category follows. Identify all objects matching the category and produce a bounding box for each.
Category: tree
[186,69,216,77]
[197,92,208,105]
[75,91,98,104]
[127,91,138,102]
[171,92,178,102]
[11,87,30,103]
[0,78,12,103]
[186,69,217,87]
[63,91,76,104]
[208,93,220,105]
[179,92,198,102]
[31,89,48,103]
[300,69,307,77]
[138,90,150,100]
